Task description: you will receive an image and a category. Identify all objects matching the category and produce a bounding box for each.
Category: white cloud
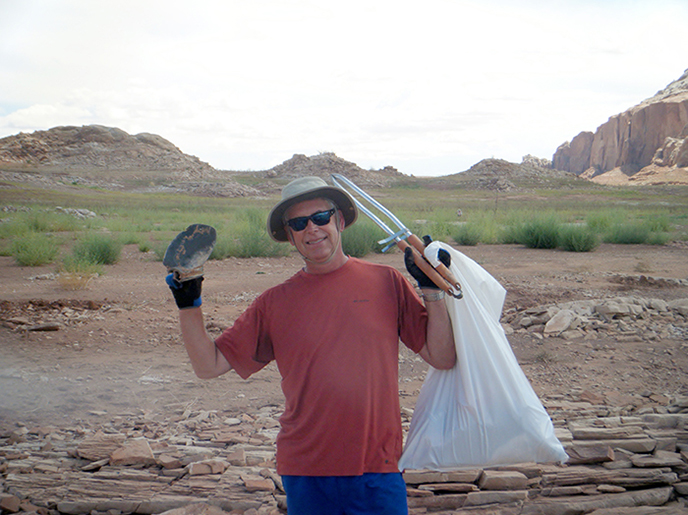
[1,0,687,175]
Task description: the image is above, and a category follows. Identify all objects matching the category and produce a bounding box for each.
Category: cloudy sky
[1,1,686,176]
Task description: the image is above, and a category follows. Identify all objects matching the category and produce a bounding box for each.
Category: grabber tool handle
[406,234,463,298]
[396,238,460,299]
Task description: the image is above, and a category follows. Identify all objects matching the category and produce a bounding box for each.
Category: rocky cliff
[553,69,688,185]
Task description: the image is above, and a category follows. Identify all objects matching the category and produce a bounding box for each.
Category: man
[167,176,456,515]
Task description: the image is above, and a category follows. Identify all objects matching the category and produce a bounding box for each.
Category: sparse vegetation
[557,224,600,252]
[210,209,290,259]
[10,233,59,266]
[452,223,482,246]
[342,219,385,257]
[603,222,651,245]
[512,213,562,249]
[71,234,123,265]
[0,175,686,264]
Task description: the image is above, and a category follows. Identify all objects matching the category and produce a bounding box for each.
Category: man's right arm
[178,307,232,379]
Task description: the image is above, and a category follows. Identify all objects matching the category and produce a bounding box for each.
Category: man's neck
[303,252,349,275]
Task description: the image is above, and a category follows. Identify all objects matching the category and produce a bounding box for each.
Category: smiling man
[167,176,455,515]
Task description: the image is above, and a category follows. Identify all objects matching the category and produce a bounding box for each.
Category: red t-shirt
[215,257,428,476]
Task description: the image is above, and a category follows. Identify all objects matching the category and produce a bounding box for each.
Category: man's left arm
[418,288,456,369]
[404,246,457,370]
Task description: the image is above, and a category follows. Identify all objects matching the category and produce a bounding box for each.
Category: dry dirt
[1,242,687,433]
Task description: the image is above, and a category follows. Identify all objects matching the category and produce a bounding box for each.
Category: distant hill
[265,152,404,186]
[552,69,688,186]
[422,156,585,192]
[0,125,215,177]
[0,125,260,197]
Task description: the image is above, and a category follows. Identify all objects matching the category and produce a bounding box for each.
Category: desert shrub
[499,210,534,244]
[468,215,500,244]
[498,223,523,244]
[151,242,168,261]
[516,214,562,249]
[119,232,143,246]
[646,231,671,245]
[58,256,102,289]
[557,225,599,252]
[47,212,83,232]
[644,214,671,233]
[13,211,83,233]
[342,219,383,257]
[603,222,650,244]
[231,231,288,258]
[407,220,453,245]
[217,209,289,259]
[586,210,624,233]
[452,223,482,246]
[209,236,234,260]
[25,212,52,233]
[10,233,59,266]
[0,219,31,240]
[71,234,123,265]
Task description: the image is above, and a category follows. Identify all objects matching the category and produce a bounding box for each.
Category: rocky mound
[263,152,405,188]
[0,125,215,179]
[0,125,262,197]
[553,69,688,186]
[435,156,582,191]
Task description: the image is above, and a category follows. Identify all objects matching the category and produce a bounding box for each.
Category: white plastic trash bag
[398,242,568,471]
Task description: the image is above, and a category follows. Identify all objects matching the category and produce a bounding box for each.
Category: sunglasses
[286,208,336,232]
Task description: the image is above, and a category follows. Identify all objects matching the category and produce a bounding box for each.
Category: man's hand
[404,238,451,290]
[166,274,203,309]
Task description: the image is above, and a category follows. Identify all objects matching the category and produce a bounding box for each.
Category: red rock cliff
[553,69,688,177]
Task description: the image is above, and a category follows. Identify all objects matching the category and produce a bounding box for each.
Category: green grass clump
[71,234,123,265]
[16,210,83,233]
[513,214,562,249]
[213,209,290,259]
[10,233,59,266]
[151,242,168,261]
[603,223,651,244]
[452,223,482,246]
[646,231,671,245]
[586,210,625,233]
[406,221,454,244]
[342,219,384,257]
[642,214,671,233]
[557,225,600,252]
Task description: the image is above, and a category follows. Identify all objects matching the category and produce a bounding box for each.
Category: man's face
[284,198,345,269]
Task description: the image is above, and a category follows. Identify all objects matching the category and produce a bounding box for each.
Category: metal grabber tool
[331,174,463,299]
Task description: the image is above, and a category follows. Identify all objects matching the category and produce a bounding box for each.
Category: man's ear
[336,210,345,231]
[286,227,296,246]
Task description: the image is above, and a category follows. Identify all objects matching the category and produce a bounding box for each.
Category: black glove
[404,237,451,290]
[166,274,203,309]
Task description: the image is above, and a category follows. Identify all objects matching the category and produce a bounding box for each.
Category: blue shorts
[282,473,408,515]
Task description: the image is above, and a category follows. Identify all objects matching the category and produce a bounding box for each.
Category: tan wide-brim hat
[268,176,358,242]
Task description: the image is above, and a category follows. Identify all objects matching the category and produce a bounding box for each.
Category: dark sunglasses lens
[311,210,334,226]
[288,217,309,231]
[287,210,334,232]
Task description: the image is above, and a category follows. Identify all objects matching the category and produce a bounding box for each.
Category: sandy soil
[1,242,687,432]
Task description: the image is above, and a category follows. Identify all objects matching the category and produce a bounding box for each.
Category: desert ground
[1,240,687,433]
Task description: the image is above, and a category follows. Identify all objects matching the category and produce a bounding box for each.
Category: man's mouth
[306,236,327,246]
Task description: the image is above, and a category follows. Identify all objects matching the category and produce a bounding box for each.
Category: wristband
[422,290,445,302]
